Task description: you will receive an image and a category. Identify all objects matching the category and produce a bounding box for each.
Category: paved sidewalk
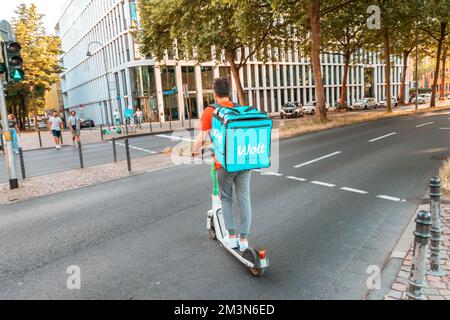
[385,202,450,300]
[0,153,174,205]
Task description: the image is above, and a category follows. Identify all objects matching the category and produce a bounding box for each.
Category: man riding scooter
[192,78,252,252]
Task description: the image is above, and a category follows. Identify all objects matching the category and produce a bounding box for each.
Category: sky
[2,0,67,35]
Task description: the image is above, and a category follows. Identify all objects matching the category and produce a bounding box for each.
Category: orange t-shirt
[199,101,235,170]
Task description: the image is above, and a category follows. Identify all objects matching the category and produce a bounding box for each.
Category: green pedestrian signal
[11,69,25,81]
[1,41,25,83]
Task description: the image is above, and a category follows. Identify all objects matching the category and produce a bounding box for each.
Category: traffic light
[1,41,25,83]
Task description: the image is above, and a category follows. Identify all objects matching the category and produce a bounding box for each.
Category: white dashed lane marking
[376,195,403,202]
[257,171,406,204]
[311,181,335,188]
[340,187,368,194]
[293,151,341,168]
[286,176,307,182]
[369,132,397,142]
[415,122,435,128]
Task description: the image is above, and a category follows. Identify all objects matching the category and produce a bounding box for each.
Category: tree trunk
[309,0,327,121]
[339,54,350,106]
[431,22,447,108]
[399,49,410,105]
[383,26,392,113]
[440,45,447,100]
[227,49,247,105]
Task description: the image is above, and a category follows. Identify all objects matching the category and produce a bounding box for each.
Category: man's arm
[192,130,209,157]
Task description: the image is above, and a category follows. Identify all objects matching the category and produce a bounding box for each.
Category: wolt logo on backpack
[210,103,273,172]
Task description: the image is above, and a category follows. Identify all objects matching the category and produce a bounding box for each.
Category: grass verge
[279,105,450,139]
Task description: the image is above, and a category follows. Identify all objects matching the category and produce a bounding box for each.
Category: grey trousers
[216,169,252,237]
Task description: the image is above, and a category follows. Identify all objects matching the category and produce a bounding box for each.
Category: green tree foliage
[321,1,368,106]
[137,0,282,105]
[7,3,62,129]
[421,0,450,107]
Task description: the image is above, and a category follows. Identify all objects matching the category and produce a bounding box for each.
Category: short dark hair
[213,77,231,98]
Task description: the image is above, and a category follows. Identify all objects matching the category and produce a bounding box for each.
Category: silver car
[352,98,378,110]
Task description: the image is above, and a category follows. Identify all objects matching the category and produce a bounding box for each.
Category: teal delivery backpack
[210,103,273,173]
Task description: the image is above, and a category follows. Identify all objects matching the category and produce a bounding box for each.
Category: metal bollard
[0,133,3,152]
[60,130,64,145]
[126,119,129,135]
[100,124,104,141]
[125,138,131,172]
[37,129,42,148]
[112,137,117,163]
[78,141,84,169]
[406,210,432,300]
[18,147,26,179]
[428,177,447,276]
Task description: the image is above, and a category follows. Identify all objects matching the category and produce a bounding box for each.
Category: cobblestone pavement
[0,153,174,205]
[385,203,450,300]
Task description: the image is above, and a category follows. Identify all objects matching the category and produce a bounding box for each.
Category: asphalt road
[1,109,450,299]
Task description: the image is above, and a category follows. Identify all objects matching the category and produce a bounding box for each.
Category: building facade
[56,0,408,125]
[408,55,450,97]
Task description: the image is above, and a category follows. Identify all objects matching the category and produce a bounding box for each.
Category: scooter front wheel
[207,217,217,240]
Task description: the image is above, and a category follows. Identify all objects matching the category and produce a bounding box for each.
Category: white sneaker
[238,237,249,252]
[224,235,238,249]
[56,145,61,149]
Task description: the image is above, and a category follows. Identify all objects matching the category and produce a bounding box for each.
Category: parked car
[302,101,330,115]
[281,101,303,119]
[352,98,378,110]
[378,97,398,108]
[80,118,95,128]
[411,93,430,104]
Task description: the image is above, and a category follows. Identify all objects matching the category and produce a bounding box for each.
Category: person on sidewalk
[68,111,81,147]
[134,107,143,129]
[7,114,20,154]
[113,109,121,127]
[48,111,64,150]
[192,77,252,252]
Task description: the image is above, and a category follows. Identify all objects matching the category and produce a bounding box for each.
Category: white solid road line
[311,181,335,187]
[156,134,194,142]
[415,122,435,128]
[110,141,158,154]
[294,151,341,168]
[376,195,402,202]
[286,176,307,182]
[340,187,368,194]
[369,132,397,142]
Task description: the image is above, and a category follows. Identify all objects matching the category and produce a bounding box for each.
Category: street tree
[273,0,356,122]
[365,0,411,113]
[321,1,368,107]
[421,0,450,107]
[7,3,62,129]
[137,0,282,105]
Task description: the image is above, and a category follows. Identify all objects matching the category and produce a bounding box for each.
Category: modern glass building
[56,0,408,125]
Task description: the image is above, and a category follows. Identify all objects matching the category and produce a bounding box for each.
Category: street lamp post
[86,41,112,126]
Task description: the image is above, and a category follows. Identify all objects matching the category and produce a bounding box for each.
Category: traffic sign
[0,20,16,42]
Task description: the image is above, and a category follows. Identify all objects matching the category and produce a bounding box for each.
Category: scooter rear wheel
[243,248,265,277]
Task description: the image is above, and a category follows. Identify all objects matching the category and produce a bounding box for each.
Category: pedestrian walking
[48,111,64,150]
[68,111,81,147]
[8,114,21,154]
[113,109,121,127]
[134,107,143,129]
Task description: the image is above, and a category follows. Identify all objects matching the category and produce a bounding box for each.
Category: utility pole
[0,79,19,189]
[1,20,20,189]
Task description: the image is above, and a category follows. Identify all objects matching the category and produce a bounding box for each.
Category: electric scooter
[205,154,269,277]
